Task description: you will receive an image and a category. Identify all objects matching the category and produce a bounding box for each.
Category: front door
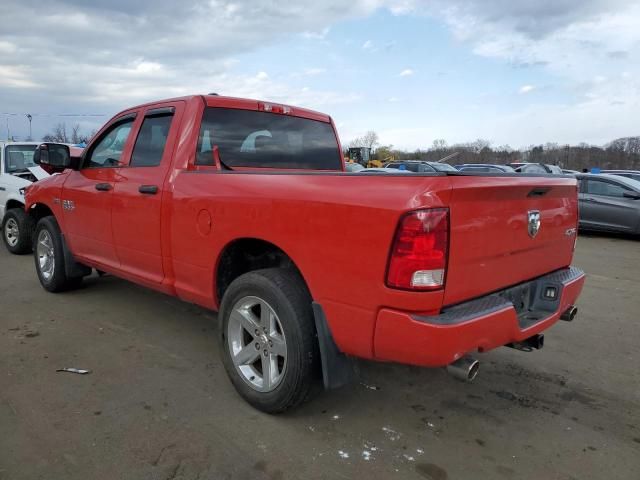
[111,103,181,283]
[581,178,637,232]
[62,115,137,267]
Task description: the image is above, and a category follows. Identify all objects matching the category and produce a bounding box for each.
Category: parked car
[0,142,50,253]
[25,94,585,413]
[384,160,457,173]
[344,162,365,172]
[601,170,640,182]
[455,164,515,173]
[511,163,563,174]
[576,173,640,234]
[361,167,413,173]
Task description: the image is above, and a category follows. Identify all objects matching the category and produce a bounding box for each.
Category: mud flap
[312,302,354,390]
[60,233,92,278]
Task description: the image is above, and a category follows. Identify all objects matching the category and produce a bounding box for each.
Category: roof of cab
[116,94,332,123]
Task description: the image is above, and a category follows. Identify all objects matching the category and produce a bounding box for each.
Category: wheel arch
[27,202,56,224]
[214,237,312,307]
[215,237,354,391]
[5,198,25,212]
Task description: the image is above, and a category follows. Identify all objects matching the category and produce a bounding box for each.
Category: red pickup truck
[25,94,585,413]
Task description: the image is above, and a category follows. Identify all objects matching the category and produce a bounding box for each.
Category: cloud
[2,0,639,145]
[519,85,536,94]
[303,68,326,76]
[0,0,379,139]
[0,65,38,88]
[301,27,331,40]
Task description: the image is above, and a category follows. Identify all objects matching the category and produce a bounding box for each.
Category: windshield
[196,108,341,170]
[4,144,37,173]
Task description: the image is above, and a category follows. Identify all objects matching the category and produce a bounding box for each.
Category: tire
[219,268,320,413]
[2,208,34,254]
[33,216,83,292]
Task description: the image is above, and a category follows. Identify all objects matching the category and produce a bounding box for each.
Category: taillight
[386,208,449,290]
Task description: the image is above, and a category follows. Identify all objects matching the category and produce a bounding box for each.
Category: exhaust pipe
[560,305,578,321]
[446,356,480,382]
[506,333,544,352]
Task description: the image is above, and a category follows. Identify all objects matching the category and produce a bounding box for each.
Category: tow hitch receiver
[506,333,545,352]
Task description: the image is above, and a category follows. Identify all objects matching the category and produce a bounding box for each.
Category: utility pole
[6,116,9,141]
[26,114,33,140]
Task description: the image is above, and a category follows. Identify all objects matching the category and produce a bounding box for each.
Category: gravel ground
[1,233,639,480]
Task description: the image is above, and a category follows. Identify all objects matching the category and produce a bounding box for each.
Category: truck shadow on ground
[39,270,637,480]
[578,230,638,241]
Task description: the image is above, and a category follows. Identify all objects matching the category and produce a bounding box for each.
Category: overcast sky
[1,0,639,149]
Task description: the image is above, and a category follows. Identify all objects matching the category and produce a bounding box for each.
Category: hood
[28,166,50,181]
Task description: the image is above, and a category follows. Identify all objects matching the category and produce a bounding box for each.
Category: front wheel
[2,208,34,254]
[33,216,83,292]
[219,268,320,413]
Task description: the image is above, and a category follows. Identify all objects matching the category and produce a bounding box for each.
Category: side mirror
[34,143,72,173]
[623,192,640,200]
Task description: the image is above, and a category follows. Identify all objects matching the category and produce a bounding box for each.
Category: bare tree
[432,139,447,150]
[349,130,379,150]
[43,122,93,144]
[43,123,69,142]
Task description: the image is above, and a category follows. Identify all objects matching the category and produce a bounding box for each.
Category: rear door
[62,114,137,267]
[111,102,182,283]
[444,176,578,305]
[582,178,638,232]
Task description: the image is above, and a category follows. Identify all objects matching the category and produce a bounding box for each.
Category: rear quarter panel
[169,172,452,358]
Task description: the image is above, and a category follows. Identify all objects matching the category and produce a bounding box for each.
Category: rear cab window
[196,108,341,170]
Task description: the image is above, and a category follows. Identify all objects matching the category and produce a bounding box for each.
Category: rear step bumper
[373,266,585,367]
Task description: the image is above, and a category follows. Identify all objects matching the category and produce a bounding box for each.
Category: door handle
[138,185,159,195]
[95,183,112,191]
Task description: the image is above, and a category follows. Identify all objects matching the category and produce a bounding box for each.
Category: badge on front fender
[528,210,541,238]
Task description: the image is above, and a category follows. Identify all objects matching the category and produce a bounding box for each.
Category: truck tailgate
[444,175,578,306]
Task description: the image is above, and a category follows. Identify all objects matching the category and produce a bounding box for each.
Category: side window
[587,180,628,197]
[130,114,174,167]
[85,119,134,168]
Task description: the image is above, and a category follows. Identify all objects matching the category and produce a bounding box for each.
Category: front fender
[24,173,67,224]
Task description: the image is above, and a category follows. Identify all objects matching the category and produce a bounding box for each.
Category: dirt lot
[1,234,639,480]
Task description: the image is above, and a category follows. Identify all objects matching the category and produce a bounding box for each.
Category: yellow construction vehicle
[347,147,391,168]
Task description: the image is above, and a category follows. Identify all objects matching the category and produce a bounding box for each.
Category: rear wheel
[34,216,83,292]
[2,208,34,254]
[219,268,320,413]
